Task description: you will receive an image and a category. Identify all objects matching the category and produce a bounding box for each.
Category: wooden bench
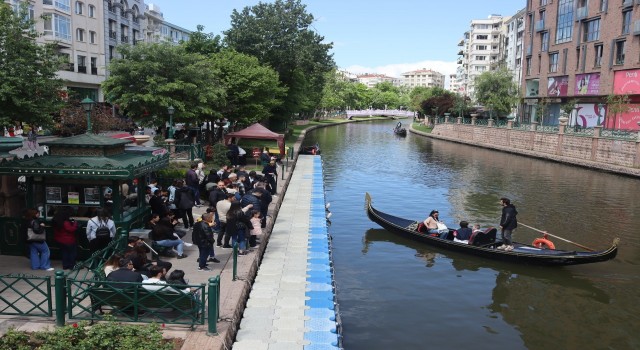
[88,284,201,326]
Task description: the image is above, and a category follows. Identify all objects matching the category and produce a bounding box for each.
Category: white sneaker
[184,242,193,247]
[496,244,506,250]
[504,245,514,251]
[45,267,55,271]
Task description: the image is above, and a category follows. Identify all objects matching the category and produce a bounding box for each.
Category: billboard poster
[613,69,640,95]
[605,104,640,130]
[525,79,539,97]
[575,73,600,95]
[573,104,605,128]
[547,76,569,97]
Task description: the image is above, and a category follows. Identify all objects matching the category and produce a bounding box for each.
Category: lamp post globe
[80,97,95,133]
[167,106,175,139]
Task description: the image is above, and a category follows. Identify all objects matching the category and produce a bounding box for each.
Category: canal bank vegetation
[412,123,433,133]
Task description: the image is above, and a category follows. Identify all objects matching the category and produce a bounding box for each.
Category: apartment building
[447,73,461,93]
[457,15,508,100]
[5,0,191,103]
[144,3,191,44]
[524,0,640,130]
[356,73,399,88]
[400,69,445,88]
[504,9,527,89]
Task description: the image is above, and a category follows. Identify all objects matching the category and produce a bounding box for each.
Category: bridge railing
[346,110,416,118]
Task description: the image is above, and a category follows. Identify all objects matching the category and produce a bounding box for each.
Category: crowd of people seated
[418,210,494,246]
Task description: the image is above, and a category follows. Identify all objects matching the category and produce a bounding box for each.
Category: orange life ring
[532,238,555,250]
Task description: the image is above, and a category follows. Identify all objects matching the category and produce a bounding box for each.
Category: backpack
[93,220,111,240]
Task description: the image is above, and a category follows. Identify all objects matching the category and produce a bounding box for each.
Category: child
[249,210,262,248]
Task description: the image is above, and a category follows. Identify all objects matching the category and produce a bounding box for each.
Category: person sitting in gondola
[453,221,473,244]
[420,210,443,235]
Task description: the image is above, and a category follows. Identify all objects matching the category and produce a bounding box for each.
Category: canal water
[304,120,640,350]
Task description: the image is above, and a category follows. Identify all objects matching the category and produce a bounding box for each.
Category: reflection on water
[305,120,640,350]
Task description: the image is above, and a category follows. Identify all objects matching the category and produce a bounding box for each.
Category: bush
[208,143,230,168]
[0,317,177,350]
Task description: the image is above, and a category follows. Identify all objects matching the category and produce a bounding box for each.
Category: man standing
[215,192,235,247]
[498,197,518,251]
[185,163,201,206]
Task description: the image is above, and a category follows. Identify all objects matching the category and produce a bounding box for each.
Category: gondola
[365,193,619,266]
[393,122,407,137]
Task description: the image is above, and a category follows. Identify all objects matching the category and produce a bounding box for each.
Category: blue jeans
[189,185,200,205]
[232,230,247,250]
[198,245,212,268]
[29,242,51,270]
[155,239,185,256]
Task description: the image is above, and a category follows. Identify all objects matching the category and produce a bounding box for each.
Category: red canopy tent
[223,123,285,155]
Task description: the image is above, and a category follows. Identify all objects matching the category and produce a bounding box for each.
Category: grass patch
[412,122,432,133]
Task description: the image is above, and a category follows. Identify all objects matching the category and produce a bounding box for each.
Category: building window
[43,0,52,4]
[76,28,84,41]
[594,43,603,67]
[55,0,70,12]
[599,0,607,12]
[88,4,95,17]
[74,1,83,15]
[541,31,549,52]
[555,0,574,44]
[526,57,532,75]
[89,30,96,44]
[77,55,86,73]
[90,57,97,75]
[476,56,486,60]
[583,19,600,41]
[622,10,631,35]
[615,40,625,65]
[43,13,71,41]
[477,34,488,40]
[549,52,559,72]
[576,47,580,69]
[541,0,548,5]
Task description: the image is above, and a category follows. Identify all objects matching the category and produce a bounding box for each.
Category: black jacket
[500,204,518,230]
[149,195,168,216]
[208,187,228,206]
[225,211,254,237]
[175,187,195,210]
[240,193,261,213]
[106,268,143,288]
[192,220,215,247]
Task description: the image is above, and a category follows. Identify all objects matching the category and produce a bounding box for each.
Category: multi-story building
[524,0,640,129]
[400,69,444,88]
[447,73,461,93]
[356,73,398,88]
[457,15,508,100]
[143,3,191,44]
[504,9,526,89]
[5,0,191,103]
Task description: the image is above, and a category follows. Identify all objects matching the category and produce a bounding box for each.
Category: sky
[147,0,525,79]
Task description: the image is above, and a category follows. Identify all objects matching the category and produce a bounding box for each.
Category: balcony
[576,7,588,21]
[457,50,464,55]
[77,66,87,74]
[121,35,129,43]
[109,31,117,40]
[534,20,545,32]
[91,67,98,75]
[61,63,74,72]
[458,40,464,46]
[457,59,462,64]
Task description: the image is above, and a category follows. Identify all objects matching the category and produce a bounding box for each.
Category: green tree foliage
[605,93,630,129]
[474,68,518,118]
[208,49,285,127]
[102,42,224,126]
[224,0,335,120]
[0,3,65,128]
[410,86,451,115]
[421,92,455,117]
[183,25,221,56]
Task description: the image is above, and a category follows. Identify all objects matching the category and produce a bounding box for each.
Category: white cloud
[342,60,458,79]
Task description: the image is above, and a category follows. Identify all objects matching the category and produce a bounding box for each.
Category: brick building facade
[524,0,640,130]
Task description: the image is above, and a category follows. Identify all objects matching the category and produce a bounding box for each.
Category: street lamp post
[167,106,175,139]
[80,97,95,133]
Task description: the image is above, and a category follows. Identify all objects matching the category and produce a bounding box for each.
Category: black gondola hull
[365,193,618,266]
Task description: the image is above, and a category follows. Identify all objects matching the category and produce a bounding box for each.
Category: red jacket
[53,220,78,245]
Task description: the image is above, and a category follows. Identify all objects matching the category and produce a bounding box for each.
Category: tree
[183,25,221,56]
[474,68,519,118]
[208,49,285,127]
[101,42,224,126]
[410,86,450,116]
[605,93,630,129]
[0,3,65,128]
[224,0,335,122]
[420,93,455,117]
[54,100,135,136]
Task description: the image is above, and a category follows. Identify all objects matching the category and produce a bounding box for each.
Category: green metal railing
[0,274,52,317]
[601,129,637,140]
[166,144,203,161]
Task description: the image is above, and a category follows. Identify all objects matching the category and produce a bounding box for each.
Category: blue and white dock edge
[234,155,342,350]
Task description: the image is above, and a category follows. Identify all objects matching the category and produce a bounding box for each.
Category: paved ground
[0,144,300,349]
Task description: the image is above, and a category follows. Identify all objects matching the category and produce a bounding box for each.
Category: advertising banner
[575,73,600,95]
[613,69,640,95]
[548,76,569,97]
[605,104,640,130]
[573,104,605,128]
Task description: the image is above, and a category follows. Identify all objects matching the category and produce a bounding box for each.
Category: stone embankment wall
[413,123,640,178]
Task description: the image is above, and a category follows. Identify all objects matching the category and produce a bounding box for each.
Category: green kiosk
[0,133,168,259]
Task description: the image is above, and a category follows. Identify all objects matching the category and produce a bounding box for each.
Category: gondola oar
[519,222,595,251]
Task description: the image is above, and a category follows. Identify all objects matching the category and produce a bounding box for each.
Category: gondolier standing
[498,198,518,251]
